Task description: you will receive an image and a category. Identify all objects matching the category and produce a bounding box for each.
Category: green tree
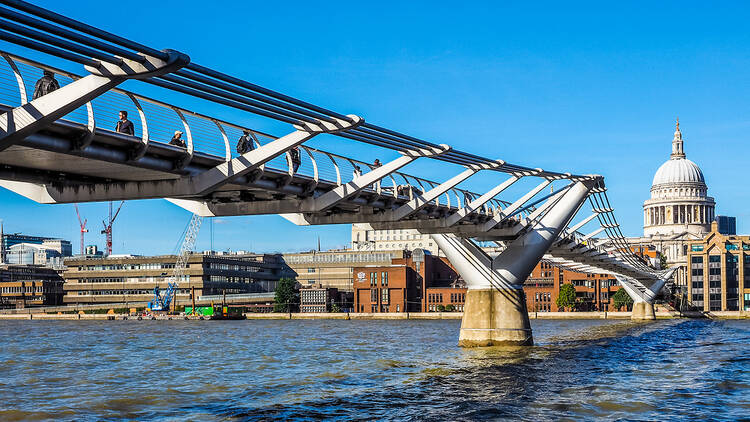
[436,304,445,312]
[659,253,668,270]
[611,288,634,311]
[274,277,299,312]
[556,283,577,311]
[329,303,341,313]
[445,304,455,312]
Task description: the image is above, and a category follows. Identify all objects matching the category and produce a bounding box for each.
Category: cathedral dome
[643,119,715,239]
[652,158,705,186]
[650,119,706,188]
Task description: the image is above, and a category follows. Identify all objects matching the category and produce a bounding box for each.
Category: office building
[686,221,750,311]
[0,264,64,308]
[281,249,403,292]
[62,253,282,306]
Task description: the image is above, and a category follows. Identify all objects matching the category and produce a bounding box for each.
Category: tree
[329,303,341,313]
[659,253,668,270]
[274,277,299,312]
[437,304,446,312]
[556,283,577,311]
[612,288,634,311]
[445,304,455,312]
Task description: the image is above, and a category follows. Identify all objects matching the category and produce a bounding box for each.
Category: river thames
[1,318,748,421]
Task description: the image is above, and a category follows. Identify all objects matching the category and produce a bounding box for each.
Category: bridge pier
[615,274,674,321]
[432,180,594,347]
[631,301,656,321]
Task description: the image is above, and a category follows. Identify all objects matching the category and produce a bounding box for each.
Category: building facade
[351,224,441,256]
[0,264,64,308]
[0,228,72,268]
[62,253,282,306]
[281,249,403,292]
[686,221,750,312]
[299,285,347,313]
[524,261,620,312]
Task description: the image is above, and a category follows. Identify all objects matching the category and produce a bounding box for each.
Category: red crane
[101,201,124,256]
[74,204,88,255]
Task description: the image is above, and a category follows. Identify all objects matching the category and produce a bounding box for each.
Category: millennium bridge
[0,0,673,346]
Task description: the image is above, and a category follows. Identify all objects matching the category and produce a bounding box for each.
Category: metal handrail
[0,50,523,215]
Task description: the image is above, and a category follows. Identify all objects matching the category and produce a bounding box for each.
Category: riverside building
[686,221,750,311]
[62,253,282,306]
[351,224,441,255]
[0,264,64,308]
[281,249,403,292]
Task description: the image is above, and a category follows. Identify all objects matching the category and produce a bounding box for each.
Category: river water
[1,318,748,421]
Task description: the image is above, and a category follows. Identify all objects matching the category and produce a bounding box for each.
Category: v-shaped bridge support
[432,180,596,346]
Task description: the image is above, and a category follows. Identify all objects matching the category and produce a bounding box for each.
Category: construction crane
[148,213,203,312]
[74,204,88,255]
[101,201,124,256]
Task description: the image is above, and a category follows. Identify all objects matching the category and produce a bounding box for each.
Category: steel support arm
[480,179,551,232]
[304,144,449,212]
[391,166,480,220]
[445,175,520,226]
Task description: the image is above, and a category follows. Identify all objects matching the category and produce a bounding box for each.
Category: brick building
[353,252,462,313]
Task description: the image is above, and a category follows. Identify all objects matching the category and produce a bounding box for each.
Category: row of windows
[427,293,443,303]
[428,304,464,311]
[375,243,433,250]
[208,263,261,271]
[450,293,465,303]
[534,292,552,302]
[368,272,389,287]
[78,263,176,271]
[71,289,191,296]
[301,305,327,312]
[1,286,45,293]
[286,252,393,265]
[75,276,191,283]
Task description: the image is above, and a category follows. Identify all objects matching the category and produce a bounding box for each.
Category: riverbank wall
[2,310,748,320]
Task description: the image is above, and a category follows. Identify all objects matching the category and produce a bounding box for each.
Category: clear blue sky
[1,0,748,255]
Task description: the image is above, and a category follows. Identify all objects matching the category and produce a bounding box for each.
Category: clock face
[357,272,366,281]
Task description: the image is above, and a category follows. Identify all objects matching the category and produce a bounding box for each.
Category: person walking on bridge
[32,70,60,99]
[236,130,255,154]
[290,146,301,173]
[115,110,134,136]
[169,130,186,148]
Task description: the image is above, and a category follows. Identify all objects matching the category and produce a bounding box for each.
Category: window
[726,244,739,251]
[370,288,378,302]
[370,272,376,286]
[381,288,389,304]
[691,245,704,252]
[307,268,315,273]
[381,271,388,286]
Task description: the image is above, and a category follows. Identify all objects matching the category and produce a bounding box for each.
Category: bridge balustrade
[0,50,520,217]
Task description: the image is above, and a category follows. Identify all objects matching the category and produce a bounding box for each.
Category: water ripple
[1,319,749,421]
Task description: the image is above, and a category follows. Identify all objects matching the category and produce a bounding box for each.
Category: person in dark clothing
[290,146,301,173]
[236,130,255,154]
[373,159,382,168]
[115,110,134,136]
[32,70,60,100]
[169,130,186,148]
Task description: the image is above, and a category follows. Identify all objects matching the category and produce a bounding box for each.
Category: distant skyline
[1,0,749,255]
